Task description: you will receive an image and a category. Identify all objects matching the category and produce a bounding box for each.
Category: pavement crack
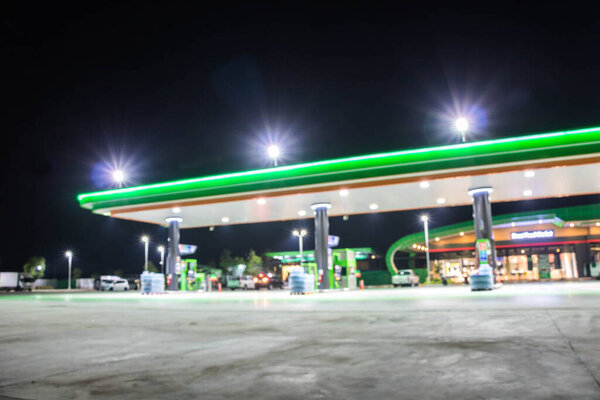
[546,311,600,388]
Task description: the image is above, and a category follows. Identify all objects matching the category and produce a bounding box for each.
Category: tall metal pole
[423,219,431,283]
[159,247,165,275]
[67,254,72,290]
[144,240,149,272]
[298,235,303,264]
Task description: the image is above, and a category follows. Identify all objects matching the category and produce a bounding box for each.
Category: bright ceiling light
[569,223,575,227]
[339,189,349,197]
[172,207,181,214]
[257,198,267,205]
[459,231,464,236]
[435,237,440,241]
[419,181,430,189]
[369,203,378,210]
[298,210,306,216]
[524,170,535,178]
[436,198,446,204]
[221,217,230,223]
[511,222,516,227]
[523,190,532,197]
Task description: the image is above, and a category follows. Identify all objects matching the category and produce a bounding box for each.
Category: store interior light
[437,198,446,204]
[419,181,430,189]
[172,207,181,213]
[257,198,267,205]
[524,170,535,178]
[523,190,533,196]
[369,203,378,210]
[298,210,307,216]
[339,189,349,197]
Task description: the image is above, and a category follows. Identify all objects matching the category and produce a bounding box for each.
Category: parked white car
[392,269,420,287]
[99,277,129,291]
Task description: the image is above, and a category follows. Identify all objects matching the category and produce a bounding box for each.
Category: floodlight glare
[65,250,72,258]
[420,215,429,222]
[455,118,469,143]
[157,245,164,252]
[293,230,300,236]
[456,118,469,133]
[112,169,126,183]
[141,235,149,243]
[267,144,281,166]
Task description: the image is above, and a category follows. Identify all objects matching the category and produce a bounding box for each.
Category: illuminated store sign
[510,230,554,240]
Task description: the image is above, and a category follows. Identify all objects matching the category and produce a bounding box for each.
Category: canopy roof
[77,126,600,228]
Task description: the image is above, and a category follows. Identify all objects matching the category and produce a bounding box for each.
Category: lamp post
[455,117,469,143]
[158,245,165,275]
[421,215,431,283]
[65,251,73,290]
[141,236,149,271]
[292,229,307,266]
[267,144,281,167]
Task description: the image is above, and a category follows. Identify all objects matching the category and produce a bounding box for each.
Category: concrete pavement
[0,282,599,399]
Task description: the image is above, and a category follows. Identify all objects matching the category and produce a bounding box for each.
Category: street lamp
[267,144,281,166]
[65,251,73,290]
[157,245,165,274]
[112,169,126,184]
[455,117,469,143]
[420,215,431,283]
[141,235,149,272]
[292,229,308,266]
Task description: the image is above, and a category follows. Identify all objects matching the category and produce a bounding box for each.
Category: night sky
[2,2,600,277]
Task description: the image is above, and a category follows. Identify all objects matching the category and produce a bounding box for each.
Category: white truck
[391,269,420,287]
[0,272,35,291]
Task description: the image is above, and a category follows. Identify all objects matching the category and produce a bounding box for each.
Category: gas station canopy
[78,126,600,228]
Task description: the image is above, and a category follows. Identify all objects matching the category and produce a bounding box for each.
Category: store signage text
[510,230,554,240]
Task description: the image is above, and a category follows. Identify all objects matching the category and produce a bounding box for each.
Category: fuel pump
[470,239,495,291]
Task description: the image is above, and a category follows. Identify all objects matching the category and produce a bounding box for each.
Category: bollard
[218,282,222,292]
[359,279,365,290]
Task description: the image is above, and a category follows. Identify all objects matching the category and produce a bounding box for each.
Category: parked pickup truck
[0,272,35,292]
[391,269,420,287]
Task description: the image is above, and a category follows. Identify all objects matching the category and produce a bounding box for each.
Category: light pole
[65,251,73,290]
[267,144,281,167]
[293,229,307,266]
[158,245,165,274]
[421,215,431,283]
[455,117,469,143]
[141,235,149,271]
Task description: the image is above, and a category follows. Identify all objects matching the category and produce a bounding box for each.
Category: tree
[72,267,83,280]
[147,261,159,273]
[23,256,46,279]
[245,249,263,276]
[219,249,244,270]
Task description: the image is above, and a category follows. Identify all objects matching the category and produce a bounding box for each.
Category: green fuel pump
[470,239,494,291]
[180,259,200,291]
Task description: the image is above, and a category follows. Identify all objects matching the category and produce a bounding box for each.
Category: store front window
[496,246,578,281]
